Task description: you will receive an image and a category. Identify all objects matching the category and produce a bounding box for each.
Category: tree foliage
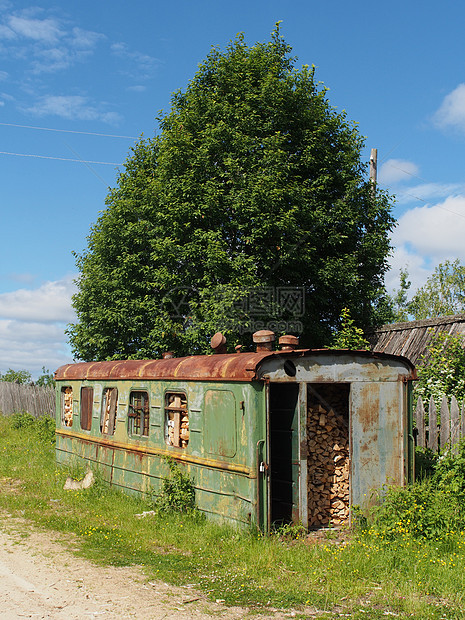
[0,368,32,384]
[413,331,465,408]
[390,267,411,322]
[68,26,395,361]
[329,307,369,350]
[409,259,465,320]
[36,367,55,388]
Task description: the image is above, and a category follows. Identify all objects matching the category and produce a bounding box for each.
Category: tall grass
[0,413,464,619]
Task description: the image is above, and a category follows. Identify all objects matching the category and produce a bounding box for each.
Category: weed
[35,415,56,443]
[273,521,307,540]
[11,411,36,429]
[152,457,200,516]
[10,411,55,443]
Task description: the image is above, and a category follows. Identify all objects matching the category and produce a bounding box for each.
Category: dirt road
[0,517,305,619]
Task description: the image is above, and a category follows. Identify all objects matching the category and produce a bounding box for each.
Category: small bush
[153,457,198,515]
[273,521,307,540]
[36,415,56,443]
[366,439,465,540]
[11,411,36,429]
[10,412,55,443]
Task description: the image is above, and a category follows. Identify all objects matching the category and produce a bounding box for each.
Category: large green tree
[67,26,395,361]
[409,259,465,320]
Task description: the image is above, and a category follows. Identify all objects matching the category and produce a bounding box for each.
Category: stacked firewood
[307,400,349,527]
[166,394,189,448]
[63,387,73,427]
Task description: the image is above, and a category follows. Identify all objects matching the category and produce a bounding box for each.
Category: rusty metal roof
[55,349,415,383]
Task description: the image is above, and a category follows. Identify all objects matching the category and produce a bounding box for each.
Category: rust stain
[55,349,415,383]
[56,428,254,476]
[358,392,380,434]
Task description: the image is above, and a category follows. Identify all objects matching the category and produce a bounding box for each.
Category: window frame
[61,386,73,427]
[128,390,150,437]
[164,391,189,448]
[100,387,118,435]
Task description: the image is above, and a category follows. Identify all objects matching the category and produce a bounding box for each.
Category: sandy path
[0,517,306,619]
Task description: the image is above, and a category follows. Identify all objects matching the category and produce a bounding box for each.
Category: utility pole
[369,148,378,184]
[369,148,377,200]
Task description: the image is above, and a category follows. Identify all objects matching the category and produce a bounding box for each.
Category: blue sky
[1,0,465,376]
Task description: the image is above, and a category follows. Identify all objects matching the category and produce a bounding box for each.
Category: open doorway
[269,383,299,526]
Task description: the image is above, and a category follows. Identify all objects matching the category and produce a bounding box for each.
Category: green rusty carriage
[55,347,415,531]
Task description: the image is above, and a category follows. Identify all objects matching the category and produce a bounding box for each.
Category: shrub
[11,411,36,429]
[10,411,55,443]
[414,331,465,409]
[153,457,198,515]
[365,439,465,540]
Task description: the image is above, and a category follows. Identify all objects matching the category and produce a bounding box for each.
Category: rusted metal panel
[56,428,254,476]
[55,349,415,383]
[55,354,272,382]
[350,382,405,508]
[259,351,415,383]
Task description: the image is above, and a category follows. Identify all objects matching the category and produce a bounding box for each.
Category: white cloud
[7,15,63,44]
[0,276,76,323]
[433,83,465,132]
[0,9,103,75]
[70,27,104,49]
[23,95,122,124]
[0,23,15,39]
[31,47,72,73]
[386,245,431,295]
[0,276,76,377]
[379,159,419,185]
[111,41,160,80]
[392,195,465,259]
[391,182,465,206]
[0,319,73,376]
[388,195,465,293]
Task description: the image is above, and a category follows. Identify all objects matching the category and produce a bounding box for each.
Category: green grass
[0,413,464,619]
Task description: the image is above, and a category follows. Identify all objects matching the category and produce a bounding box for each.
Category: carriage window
[61,386,73,427]
[165,392,188,448]
[128,391,149,436]
[80,387,93,431]
[101,388,118,435]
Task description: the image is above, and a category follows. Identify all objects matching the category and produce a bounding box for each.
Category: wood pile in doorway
[307,399,349,527]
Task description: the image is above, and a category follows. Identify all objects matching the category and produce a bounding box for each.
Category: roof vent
[210,332,227,354]
[279,334,299,351]
[253,329,275,352]
[162,351,175,359]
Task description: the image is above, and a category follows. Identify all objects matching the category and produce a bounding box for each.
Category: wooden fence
[0,382,55,418]
[414,395,465,452]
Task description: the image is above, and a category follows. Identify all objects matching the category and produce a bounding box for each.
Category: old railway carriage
[55,348,415,531]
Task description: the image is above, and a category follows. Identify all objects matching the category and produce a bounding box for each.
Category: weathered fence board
[415,395,465,452]
[415,398,425,448]
[450,397,460,446]
[0,382,54,418]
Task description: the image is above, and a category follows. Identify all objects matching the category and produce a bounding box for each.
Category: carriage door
[268,383,300,526]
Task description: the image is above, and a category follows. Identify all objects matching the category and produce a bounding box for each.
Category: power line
[0,150,122,165]
[0,121,138,140]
